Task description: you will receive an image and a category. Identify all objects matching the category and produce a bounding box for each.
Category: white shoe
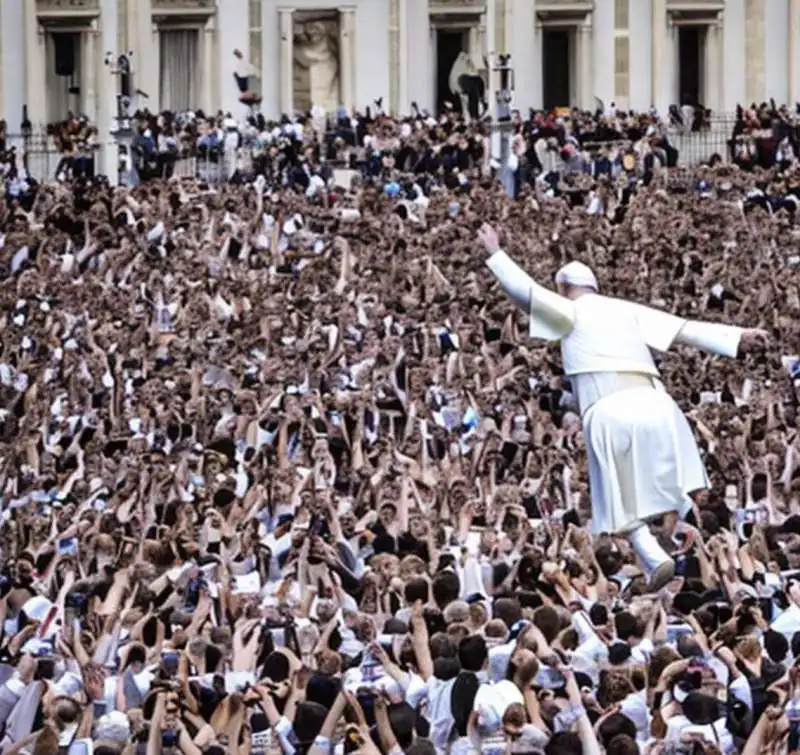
[628,523,675,592]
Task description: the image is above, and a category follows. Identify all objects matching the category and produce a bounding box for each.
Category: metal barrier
[0,116,788,186]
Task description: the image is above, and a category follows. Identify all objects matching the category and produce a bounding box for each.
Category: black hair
[431,571,460,609]
[458,635,488,673]
[404,578,429,605]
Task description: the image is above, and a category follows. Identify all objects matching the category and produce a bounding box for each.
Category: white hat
[555,261,598,291]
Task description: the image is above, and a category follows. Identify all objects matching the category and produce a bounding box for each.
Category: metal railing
[0,116,791,185]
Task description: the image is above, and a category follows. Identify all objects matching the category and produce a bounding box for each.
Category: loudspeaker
[53,33,76,77]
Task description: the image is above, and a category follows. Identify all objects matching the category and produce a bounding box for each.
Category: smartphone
[162,651,179,676]
[735,508,768,540]
[535,665,565,689]
[69,740,92,755]
[35,657,56,681]
[57,537,79,557]
[665,623,694,644]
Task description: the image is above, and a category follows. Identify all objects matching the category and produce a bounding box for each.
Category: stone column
[2,0,25,126]
[397,0,408,113]
[202,17,215,113]
[651,0,667,111]
[339,8,356,111]
[578,18,592,109]
[279,8,294,116]
[790,0,800,102]
[486,2,496,120]
[83,22,99,122]
[389,0,399,113]
[134,0,156,111]
[507,0,539,111]
[706,14,722,113]
[99,0,119,183]
[24,0,46,128]
[151,22,161,111]
[744,0,765,103]
[0,1,4,116]
[534,19,543,110]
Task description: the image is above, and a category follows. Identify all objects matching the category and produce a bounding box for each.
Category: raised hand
[739,328,769,354]
[477,223,501,255]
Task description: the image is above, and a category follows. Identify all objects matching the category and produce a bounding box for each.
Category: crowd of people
[2,98,800,755]
[4,101,800,192]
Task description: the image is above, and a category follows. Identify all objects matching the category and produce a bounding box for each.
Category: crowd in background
[3,96,800,755]
[2,100,800,192]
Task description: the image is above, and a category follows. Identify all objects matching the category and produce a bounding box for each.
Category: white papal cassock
[486,250,744,535]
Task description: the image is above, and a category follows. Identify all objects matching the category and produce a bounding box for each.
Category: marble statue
[293,18,341,114]
[449,51,488,123]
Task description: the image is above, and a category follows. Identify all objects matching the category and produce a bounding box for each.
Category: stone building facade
[2,1,800,163]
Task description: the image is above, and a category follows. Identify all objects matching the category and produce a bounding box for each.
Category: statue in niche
[293,18,341,114]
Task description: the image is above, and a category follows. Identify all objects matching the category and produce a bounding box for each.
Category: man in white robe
[478,224,767,590]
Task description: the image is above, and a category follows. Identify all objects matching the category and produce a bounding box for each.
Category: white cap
[555,261,598,291]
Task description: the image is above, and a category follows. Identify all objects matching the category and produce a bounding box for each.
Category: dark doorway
[678,26,702,106]
[542,28,571,111]
[436,29,466,114]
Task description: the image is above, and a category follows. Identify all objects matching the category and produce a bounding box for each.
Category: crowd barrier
[1,116,787,185]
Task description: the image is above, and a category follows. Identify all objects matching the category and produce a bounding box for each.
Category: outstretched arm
[674,320,768,358]
[628,300,768,358]
[479,224,575,341]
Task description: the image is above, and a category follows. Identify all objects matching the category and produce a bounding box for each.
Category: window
[46,32,83,123]
[614,36,629,98]
[249,0,262,74]
[159,29,199,111]
[614,0,629,31]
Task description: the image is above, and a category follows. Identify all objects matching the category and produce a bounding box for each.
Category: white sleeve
[673,320,744,358]
[485,250,575,341]
[621,300,687,352]
[729,675,753,710]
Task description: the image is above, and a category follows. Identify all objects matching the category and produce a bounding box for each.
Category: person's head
[589,602,609,628]
[443,600,470,625]
[502,702,527,739]
[46,695,81,729]
[605,734,638,755]
[431,570,460,610]
[387,701,417,749]
[544,731,583,755]
[598,669,635,707]
[614,611,643,645]
[484,618,508,644]
[404,578,429,606]
[458,634,488,673]
[493,597,522,628]
[764,629,789,663]
[597,713,637,749]
[554,261,598,299]
[405,739,436,755]
[533,605,561,644]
